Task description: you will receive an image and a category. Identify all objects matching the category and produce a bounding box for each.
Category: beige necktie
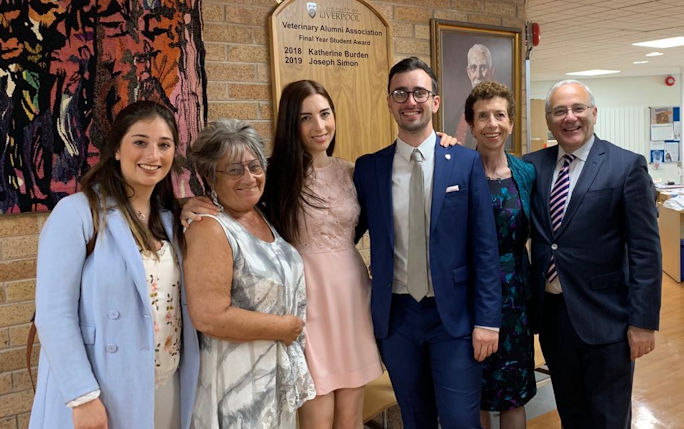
[407,148,429,301]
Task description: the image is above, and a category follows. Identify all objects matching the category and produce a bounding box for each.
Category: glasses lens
[226,164,244,176]
[551,108,566,117]
[413,89,430,102]
[572,105,587,114]
[391,90,408,103]
[247,160,263,174]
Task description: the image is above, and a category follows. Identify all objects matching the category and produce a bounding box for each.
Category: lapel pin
[445,154,451,160]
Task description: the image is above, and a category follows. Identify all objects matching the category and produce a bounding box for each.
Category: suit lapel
[375,143,396,241]
[539,146,559,233]
[557,138,606,235]
[430,142,452,232]
[108,208,149,305]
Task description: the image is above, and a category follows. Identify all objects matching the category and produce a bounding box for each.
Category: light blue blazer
[29,192,199,429]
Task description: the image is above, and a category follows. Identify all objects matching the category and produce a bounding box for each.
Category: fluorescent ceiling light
[645,52,664,57]
[633,60,649,64]
[566,69,620,76]
[633,36,684,49]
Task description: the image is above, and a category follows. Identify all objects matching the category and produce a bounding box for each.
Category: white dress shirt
[546,136,595,294]
[391,132,436,296]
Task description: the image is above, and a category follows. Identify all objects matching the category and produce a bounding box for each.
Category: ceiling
[526,0,684,82]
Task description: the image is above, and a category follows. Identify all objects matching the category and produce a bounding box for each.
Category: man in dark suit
[523,80,661,428]
[353,56,501,428]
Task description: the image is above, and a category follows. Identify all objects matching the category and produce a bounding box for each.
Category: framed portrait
[430,19,522,155]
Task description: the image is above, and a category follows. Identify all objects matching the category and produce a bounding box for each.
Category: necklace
[486,171,512,180]
[135,210,146,221]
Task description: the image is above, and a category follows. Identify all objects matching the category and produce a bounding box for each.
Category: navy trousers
[377,294,482,429]
[540,293,634,429]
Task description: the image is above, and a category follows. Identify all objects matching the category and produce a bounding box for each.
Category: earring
[115,153,120,161]
[210,189,224,212]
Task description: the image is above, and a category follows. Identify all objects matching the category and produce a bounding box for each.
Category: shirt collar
[396,131,436,163]
[557,134,595,163]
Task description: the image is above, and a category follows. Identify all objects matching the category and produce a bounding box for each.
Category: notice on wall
[270,0,393,162]
[650,106,676,141]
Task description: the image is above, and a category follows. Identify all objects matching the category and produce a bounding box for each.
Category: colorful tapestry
[0,0,206,213]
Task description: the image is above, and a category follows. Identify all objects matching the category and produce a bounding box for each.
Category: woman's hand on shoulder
[436,132,462,147]
[72,398,108,429]
[279,315,304,345]
[180,196,219,228]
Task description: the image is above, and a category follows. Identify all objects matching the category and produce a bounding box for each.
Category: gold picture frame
[431,19,522,155]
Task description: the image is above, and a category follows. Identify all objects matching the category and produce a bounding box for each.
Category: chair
[362,371,397,429]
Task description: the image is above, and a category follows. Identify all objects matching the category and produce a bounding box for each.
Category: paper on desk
[663,194,684,211]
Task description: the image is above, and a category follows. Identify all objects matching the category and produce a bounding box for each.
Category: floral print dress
[141,240,181,387]
[142,240,182,428]
[481,177,537,411]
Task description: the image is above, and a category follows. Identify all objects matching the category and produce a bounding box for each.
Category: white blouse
[141,240,182,387]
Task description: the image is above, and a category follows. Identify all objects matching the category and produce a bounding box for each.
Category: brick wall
[0,0,525,426]
[0,213,46,428]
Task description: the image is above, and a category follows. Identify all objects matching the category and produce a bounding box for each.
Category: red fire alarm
[665,75,676,86]
[531,22,540,46]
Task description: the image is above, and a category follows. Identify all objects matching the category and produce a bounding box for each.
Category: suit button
[106,344,118,353]
[551,243,558,250]
[108,310,120,320]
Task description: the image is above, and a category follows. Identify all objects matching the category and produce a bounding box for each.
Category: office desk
[659,204,684,282]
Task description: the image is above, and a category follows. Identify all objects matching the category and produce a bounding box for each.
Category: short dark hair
[464,81,515,125]
[387,56,438,94]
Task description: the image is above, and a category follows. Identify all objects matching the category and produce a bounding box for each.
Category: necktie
[407,149,429,301]
[546,154,576,282]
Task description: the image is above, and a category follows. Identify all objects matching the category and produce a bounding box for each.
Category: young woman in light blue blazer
[29,101,199,429]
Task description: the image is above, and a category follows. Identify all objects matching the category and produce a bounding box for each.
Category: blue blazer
[29,193,199,429]
[523,137,661,343]
[354,137,502,339]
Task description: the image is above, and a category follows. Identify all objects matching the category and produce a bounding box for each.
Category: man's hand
[436,132,463,147]
[180,196,220,228]
[627,325,655,361]
[72,398,108,429]
[472,327,499,362]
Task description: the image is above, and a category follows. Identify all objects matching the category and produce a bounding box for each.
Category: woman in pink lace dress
[261,80,383,428]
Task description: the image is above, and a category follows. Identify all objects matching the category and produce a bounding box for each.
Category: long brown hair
[79,100,184,253]
[262,80,336,244]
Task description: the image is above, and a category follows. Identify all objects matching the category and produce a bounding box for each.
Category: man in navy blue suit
[524,80,661,429]
[354,56,502,428]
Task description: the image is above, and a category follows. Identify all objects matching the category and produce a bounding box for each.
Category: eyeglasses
[547,104,594,118]
[216,159,264,177]
[389,88,433,103]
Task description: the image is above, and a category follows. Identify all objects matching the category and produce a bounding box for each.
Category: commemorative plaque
[270,0,393,161]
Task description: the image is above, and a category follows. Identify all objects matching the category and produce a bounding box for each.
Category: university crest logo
[306,2,317,18]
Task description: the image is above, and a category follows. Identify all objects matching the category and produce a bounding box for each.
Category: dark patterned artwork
[0,0,206,213]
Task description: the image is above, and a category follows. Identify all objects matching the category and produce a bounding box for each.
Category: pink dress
[296,157,383,395]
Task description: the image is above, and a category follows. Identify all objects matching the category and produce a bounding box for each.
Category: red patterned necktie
[547,154,576,282]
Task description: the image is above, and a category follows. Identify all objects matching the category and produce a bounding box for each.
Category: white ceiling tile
[527,0,684,80]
